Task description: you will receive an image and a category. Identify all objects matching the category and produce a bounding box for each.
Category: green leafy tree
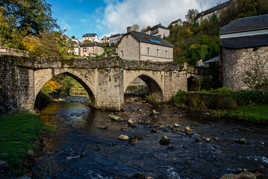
[1,0,58,35]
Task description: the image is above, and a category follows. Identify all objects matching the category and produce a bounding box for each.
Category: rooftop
[80,42,103,48]
[83,33,98,37]
[195,0,232,20]
[123,31,174,48]
[220,14,268,35]
[151,24,169,30]
[220,15,268,49]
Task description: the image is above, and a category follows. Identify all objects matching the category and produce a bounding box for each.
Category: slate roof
[80,42,103,48]
[221,34,268,49]
[122,31,174,48]
[151,24,169,30]
[83,33,97,37]
[196,0,232,20]
[220,15,268,49]
[220,14,268,35]
[110,34,123,38]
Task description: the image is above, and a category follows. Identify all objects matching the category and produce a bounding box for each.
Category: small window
[147,47,150,55]
[121,50,124,57]
[157,49,160,56]
[165,50,168,57]
[83,48,87,52]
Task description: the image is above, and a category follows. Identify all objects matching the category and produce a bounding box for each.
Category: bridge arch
[34,69,96,108]
[124,72,164,102]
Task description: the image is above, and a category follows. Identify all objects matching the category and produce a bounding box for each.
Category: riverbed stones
[109,114,124,122]
[220,172,256,179]
[159,136,170,145]
[236,138,247,144]
[152,110,159,115]
[118,135,129,141]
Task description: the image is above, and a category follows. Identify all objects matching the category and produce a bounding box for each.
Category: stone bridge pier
[0,56,187,112]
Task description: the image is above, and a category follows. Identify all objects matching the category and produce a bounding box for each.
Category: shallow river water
[33,97,268,179]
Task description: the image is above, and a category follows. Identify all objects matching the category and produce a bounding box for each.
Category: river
[32,97,268,179]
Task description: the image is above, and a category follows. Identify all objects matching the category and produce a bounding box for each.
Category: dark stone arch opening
[34,72,95,110]
[187,76,200,91]
[124,75,163,103]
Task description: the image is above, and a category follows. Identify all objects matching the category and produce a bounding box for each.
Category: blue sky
[47,0,222,40]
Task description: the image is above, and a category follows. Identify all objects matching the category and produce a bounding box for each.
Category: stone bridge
[0,55,187,112]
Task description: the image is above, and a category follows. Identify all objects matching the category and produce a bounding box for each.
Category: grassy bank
[172,89,268,124]
[227,105,268,122]
[0,113,55,176]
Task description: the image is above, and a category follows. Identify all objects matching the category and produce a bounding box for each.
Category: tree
[1,0,58,35]
[185,9,199,24]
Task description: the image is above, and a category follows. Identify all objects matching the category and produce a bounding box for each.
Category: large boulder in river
[109,114,124,122]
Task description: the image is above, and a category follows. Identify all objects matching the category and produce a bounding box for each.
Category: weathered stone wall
[140,43,173,62]
[118,35,140,61]
[0,55,187,112]
[222,46,268,90]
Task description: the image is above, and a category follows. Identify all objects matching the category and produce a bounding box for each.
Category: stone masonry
[222,46,268,90]
[0,56,187,112]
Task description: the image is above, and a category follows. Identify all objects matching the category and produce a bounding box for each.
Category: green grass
[227,105,268,122]
[0,113,55,176]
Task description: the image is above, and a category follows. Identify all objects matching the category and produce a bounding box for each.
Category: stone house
[169,19,183,27]
[68,38,80,56]
[146,24,170,39]
[79,42,104,57]
[82,33,98,42]
[195,0,234,24]
[220,14,268,90]
[109,34,124,45]
[117,31,174,62]
[101,36,109,44]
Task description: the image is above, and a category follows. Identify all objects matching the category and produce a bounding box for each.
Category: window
[83,48,87,52]
[147,47,150,55]
[157,48,160,56]
[121,50,124,57]
[165,50,168,57]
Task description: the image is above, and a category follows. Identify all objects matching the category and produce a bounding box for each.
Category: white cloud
[101,0,226,34]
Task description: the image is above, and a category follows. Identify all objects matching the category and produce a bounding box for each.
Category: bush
[232,90,268,105]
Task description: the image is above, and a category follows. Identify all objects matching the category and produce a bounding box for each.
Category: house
[109,34,123,45]
[195,0,234,24]
[169,19,183,27]
[127,24,140,33]
[146,24,170,39]
[79,42,104,57]
[68,38,80,56]
[220,14,268,90]
[117,31,174,62]
[82,33,98,42]
[101,36,109,44]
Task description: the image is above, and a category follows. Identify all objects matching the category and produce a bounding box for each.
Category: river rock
[202,137,211,142]
[159,136,170,145]
[174,123,180,127]
[152,110,159,115]
[220,172,256,179]
[151,128,158,133]
[118,135,129,141]
[236,138,247,144]
[97,125,108,130]
[66,155,80,160]
[27,149,35,157]
[128,119,136,127]
[185,126,191,132]
[109,114,124,121]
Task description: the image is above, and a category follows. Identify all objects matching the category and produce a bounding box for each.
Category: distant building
[127,24,140,33]
[169,19,183,27]
[68,38,80,56]
[109,34,123,45]
[195,0,234,24]
[82,33,98,42]
[146,24,170,39]
[80,42,104,57]
[118,31,174,62]
[101,36,109,44]
[220,15,268,90]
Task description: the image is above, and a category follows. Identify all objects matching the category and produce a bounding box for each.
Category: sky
[47,0,226,40]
